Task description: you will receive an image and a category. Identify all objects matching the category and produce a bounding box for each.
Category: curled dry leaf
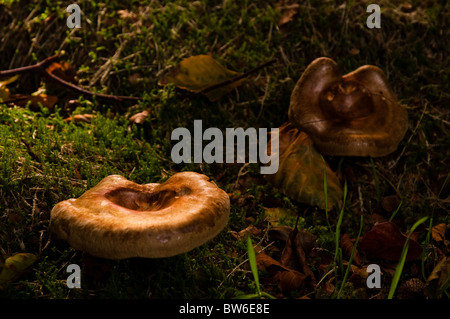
[424,256,450,298]
[358,222,423,261]
[265,122,343,210]
[280,227,317,286]
[64,114,94,124]
[340,233,361,266]
[158,55,245,101]
[431,223,448,244]
[45,61,77,84]
[277,3,300,26]
[256,252,307,294]
[129,109,149,125]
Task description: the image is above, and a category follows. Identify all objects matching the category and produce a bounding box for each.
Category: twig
[21,138,40,162]
[0,55,59,77]
[44,70,141,102]
[0,55,142,102]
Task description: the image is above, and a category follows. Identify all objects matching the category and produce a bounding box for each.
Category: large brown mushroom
[50,172,230,259]
[288,57,408,157]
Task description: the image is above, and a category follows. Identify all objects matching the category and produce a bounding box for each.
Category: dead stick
[0,55,60,77]
[1,55,142,102]
[44,71,141,102]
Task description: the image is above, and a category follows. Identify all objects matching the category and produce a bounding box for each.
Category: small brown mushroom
[288,57,408,157]
[50,172,230,259]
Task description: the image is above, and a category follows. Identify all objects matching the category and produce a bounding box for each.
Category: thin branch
[44,70,141,102]
[0,55,142,102]
[0,55,59,77]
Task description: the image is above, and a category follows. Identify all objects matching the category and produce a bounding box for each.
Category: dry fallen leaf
[64,114,94,124]
[256,252,307,294]
[11,94,58,111]
[381,194,401,213]
[0,75,20,101]
[45,61,77,84]
[0,253,38,286]
[129,110,149,125]
[424,257,449,298]
[280,227,316,286]
[263,207,297,226]
[277,3,300,26]
[265,122,343,210]
[431,223,448,244]
[158,55,245,101]
[358,222,423,261]
[340,233,361,266]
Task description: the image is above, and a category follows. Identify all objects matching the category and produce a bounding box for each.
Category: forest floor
[0,0,448,300]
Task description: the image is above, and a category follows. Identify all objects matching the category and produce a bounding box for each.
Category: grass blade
[388,216,429,299]
[337,214,364,299]
[246,236,261,298]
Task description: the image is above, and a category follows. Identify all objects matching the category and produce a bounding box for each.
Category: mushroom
[50,172,230,259]
[288,57,408,157]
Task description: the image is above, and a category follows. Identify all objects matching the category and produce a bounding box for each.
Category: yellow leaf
[263,207,297,226]
[0,75,20,102]
[0,253,38,285]
[425,257,450,297]
[158,55,245,101]
[265,122,343,210]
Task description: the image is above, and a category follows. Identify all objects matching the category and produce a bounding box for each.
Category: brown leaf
[158,55,244,101]
[238,225,261,238]
[265,122,343,210]
[45,61,77,84]
[349,48,360,55]
[256,252,289,274]
[340,233,361,266]
[12,94,58,111]
[267,225,294,243]
[275,269,307,294]
[64,114,94,123]
[381,194,401,213]
[431,223,448,244]
[129,110,149,125]
[358,222,423,261]
[256,252,307,294]
[277,3,300,26]
[280,227,316,286]
[424,257,450,297]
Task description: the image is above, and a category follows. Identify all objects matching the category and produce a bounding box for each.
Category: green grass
[388,216,429,299]
[0,0,449,299]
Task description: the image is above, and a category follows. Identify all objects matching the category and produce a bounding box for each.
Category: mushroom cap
[288,57,408,157]
[50,172,230,259]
